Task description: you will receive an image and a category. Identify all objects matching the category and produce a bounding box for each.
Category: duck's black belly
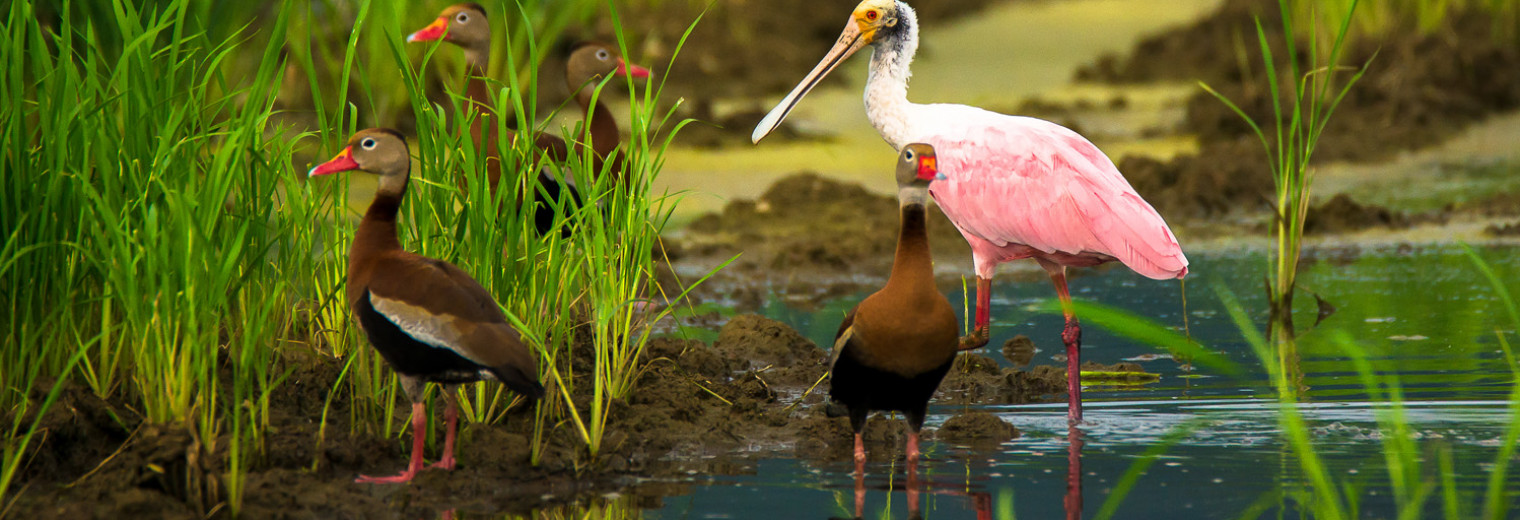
[355,289,487,384]
[829,349,953,431]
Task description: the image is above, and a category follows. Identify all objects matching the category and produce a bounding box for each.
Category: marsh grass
[2,0,711,512]
[1060,253,1520,519]
[0,0,315,512]
[1201,0,1370,374]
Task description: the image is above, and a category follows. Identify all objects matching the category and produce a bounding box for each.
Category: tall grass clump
[1200,0,1370,367]
[304,0,715,461]
[0,0,322,513]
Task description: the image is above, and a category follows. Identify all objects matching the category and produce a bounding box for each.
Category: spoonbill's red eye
[865,10,878,21]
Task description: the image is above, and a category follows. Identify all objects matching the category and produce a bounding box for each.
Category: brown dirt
[938,412,1019,444]
[1487,221,1520,237]
[1001,335,1038,367]
[672,172,1029,314]
[1079,0,1520,218]
[6,314,1063,518]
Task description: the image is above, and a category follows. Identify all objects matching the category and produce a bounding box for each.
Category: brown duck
[562,41,651,182]
[829,143,958,467]
[408,5,649,231]
[309,128,544,484]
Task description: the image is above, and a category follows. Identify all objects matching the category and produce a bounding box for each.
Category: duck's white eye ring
[904,150,915,161]
[596,49,610,60]
[361,138,378,150]
[456,12,469,23]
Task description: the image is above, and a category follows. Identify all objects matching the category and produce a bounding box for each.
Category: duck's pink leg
[356,401,427,484]
[427,389,459,471]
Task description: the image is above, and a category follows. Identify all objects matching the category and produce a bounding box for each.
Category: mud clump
[674,173,976,314]
[1001,335,1037,367]
[1487,221,1520,237]
[938,412,1019,444]
[938,354,1066,405]
[713,314,825,385]
[1304,194,1411,234]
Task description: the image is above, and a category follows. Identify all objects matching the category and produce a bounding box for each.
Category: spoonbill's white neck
[865,2,919,150]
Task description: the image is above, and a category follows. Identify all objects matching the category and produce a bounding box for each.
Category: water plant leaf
[1036,299,1245,379]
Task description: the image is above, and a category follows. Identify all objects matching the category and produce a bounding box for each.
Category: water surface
[650,245,1520,519]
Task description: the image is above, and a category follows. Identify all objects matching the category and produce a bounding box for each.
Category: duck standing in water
[829,143,958,470]
[309,128,545,484]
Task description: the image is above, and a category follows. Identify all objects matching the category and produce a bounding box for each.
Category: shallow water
[647,245,1520,519]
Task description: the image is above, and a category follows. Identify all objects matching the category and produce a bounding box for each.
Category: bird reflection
[838,457,992,520]
[1065,425,1085,520]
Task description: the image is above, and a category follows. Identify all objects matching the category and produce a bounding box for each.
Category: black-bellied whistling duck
[829,143,958,469]
[563,41,650,182]
[408,4,577,237]
[308,128,545,484]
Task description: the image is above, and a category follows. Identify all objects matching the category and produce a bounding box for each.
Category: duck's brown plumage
[310,128,543,483]
[409,4,579,238]
[411,8,649,193]
[829,143,957,464]
[563,41,649,181]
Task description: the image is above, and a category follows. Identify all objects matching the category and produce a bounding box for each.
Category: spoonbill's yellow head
[751,0,910,144]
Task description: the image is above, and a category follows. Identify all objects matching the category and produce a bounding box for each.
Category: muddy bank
[670,172,1038,312]
[6,314,1075,518]
[1077,0,1520,218]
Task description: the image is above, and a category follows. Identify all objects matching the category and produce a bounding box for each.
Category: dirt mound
[1487,221,1520,236]
[1304,194,1411,234]
[1001,335,1037,367]
[938,412,1019,443]
[1085,0,1520,217]
[938,354,1066,405]
[713,314,824,375]
[675,172,980,314]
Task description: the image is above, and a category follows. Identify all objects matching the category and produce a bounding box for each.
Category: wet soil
[5,314,1072,518]
[1075,0,1520,219]
[671,172,1005,312]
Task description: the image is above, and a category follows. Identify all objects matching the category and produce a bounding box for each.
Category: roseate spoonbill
[309,128,545,484]
[829,143,958,470]
[752,0,1188,424]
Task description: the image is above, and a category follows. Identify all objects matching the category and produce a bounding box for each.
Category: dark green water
[649,244,1520,519]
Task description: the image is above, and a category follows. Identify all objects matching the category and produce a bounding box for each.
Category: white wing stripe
[370,293,487,365]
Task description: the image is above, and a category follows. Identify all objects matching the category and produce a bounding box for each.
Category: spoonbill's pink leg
[960,277,993,351]
[1048,266,1083,424]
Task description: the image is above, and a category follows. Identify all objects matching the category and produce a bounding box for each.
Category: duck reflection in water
[832,457,992,520]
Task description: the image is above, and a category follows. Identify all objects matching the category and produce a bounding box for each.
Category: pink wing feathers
[915,106,1188,280]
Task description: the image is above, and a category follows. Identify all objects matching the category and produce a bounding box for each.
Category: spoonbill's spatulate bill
[309,129,545,484]
[753,0,1188,424]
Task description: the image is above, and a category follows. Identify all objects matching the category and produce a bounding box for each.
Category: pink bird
[752,0,1188,424]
